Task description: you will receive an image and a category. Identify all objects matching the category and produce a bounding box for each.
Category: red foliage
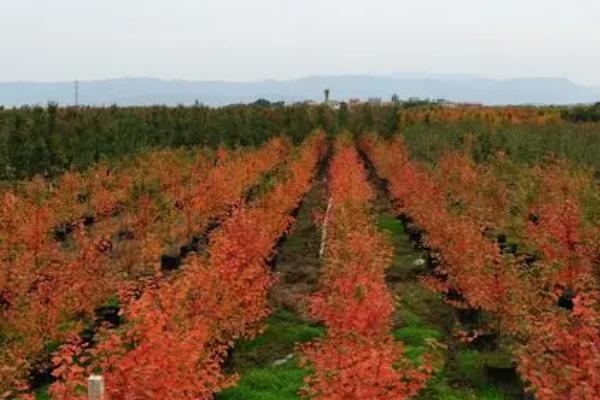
[49,132,326,399]
[361,135,515,314]
[397,106,560,128]
[0,138,290,396]
[527,199,596,293]
[435,151,510,231]
[302,336,431,400]
[301,139,431,400]
[361,134,600,400]
[516,167,600,400]
[517,295,600,400]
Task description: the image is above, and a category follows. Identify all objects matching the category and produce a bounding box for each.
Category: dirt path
[268,175,327,318]
[217,172,328,400]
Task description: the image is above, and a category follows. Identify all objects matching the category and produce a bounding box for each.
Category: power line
[74,80,79,106]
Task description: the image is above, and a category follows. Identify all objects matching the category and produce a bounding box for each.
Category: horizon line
[0,73,596,88]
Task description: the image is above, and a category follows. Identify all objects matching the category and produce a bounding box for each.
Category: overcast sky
[1,0,599,86]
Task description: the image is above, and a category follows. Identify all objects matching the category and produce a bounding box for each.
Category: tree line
[1,101,599,180]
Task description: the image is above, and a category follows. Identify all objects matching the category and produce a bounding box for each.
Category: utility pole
[74,80,79,107]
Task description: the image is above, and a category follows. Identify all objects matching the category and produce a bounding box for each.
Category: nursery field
[1,105,600,400]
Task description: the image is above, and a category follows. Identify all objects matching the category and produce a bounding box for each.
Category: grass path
[217,176,327,399]
[369,155,524,400]
[378,213,520,399]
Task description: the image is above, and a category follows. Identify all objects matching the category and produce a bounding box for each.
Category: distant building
[296,100,318,106]
[458,102,483,108]
[328,100,342,110]
[368,97,382,106]
[439,101,482,108]
[439,100,458,108]
[348,98,361,107]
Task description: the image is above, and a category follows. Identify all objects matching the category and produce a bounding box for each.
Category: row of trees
[561,102,600,122]
[0,138,290,397]
[396,109,600,173]
[362,134,600,399]
[48,132,327,399]
[429,145,600,399]
[0,104,325,179]
[6,102,600,181]
[0,103,398,180]
[301,138,431,399]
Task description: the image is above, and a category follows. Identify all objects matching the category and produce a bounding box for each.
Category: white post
[88,374,105,400]
[319,197,332,259]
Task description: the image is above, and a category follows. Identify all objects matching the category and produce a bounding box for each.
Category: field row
[0,134,321,398]
[47,132,327,399]
[2,128,599,399]
[300,137,431,399]
[362,134,600,400]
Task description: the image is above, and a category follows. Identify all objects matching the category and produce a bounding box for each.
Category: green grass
[218,361,307,400]
[417,349,517,400]
[376,212,523,400]
[35,386,50,400]
[394,325,444,365]
[454,349,488,388]
[377,214,405,234]
[394,325,443,347]
[218,309,323,399]
[378,214,427,279]
[227,309,323,371]
[418,374,508,400]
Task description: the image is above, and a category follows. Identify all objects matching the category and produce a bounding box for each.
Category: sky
[1,0,599,86]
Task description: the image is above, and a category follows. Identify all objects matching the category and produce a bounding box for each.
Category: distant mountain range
[1,74,599,107]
